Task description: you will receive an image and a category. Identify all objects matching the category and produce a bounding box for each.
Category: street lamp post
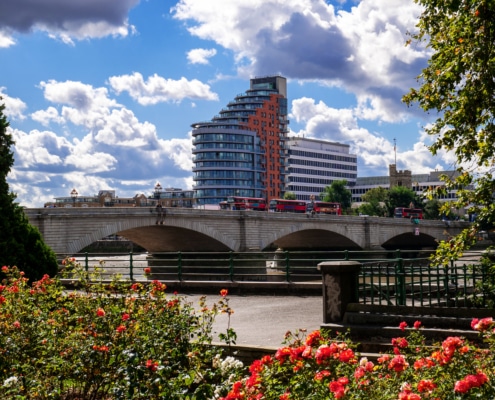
[70,188,78,207]
[154,182,163,200]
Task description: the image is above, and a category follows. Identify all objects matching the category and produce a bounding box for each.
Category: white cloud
[0,30,15,47]
[172,0,426,123]
[108,72,219,105]
[187,48,217,64]
[6,78,197,207]
[31,106,65,126]
[0,88,27,120]
[290,96,453,174]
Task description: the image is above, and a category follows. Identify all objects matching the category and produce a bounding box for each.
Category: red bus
[219,196,267,211]
[394,207,423,219]
[269,199,307,213]
[307,201,342,215]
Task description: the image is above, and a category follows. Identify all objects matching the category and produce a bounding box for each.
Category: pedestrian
[156,202,164,224]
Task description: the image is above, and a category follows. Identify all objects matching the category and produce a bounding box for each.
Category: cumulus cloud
[108,73,219,105]
[172,0,426,123]
[0,88,27,120]
[290,97,450,175]
[187,48,217,64]
[31,107,65,126]
[7,79,196,207]
[0,30,15,48]
[0,0,139,45]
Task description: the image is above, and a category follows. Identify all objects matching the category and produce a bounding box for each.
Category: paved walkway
[184,294,323,348]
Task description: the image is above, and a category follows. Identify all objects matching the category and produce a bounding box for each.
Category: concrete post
[317,261,361,323]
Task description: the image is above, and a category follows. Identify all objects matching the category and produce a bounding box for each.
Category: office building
[286,137,357,200]
[191,75,289,206]
[350,165,465,203]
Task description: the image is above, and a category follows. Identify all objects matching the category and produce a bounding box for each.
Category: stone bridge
[25,207,468,256]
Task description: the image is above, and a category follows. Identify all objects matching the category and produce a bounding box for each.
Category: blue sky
[0,0,455,207]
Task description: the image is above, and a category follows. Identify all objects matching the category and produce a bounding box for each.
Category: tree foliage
[357,187,389,216]
[423,199,442,220]
[283,191,296,200]
[0,99,58,280]
[403,1,495,263]
[386,186,421,216]
[321,180,352,210]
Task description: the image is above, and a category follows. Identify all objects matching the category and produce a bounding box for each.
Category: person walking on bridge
[155,202,165,224]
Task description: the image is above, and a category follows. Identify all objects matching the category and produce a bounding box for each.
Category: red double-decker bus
[269,199,307,213]
[307,201,342,215]
[219,196,267,211]
[394,207,423,219]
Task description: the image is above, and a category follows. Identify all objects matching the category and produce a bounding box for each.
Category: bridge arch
[263,227,361,251]
[381,232,439,250]
[118,225,232,252]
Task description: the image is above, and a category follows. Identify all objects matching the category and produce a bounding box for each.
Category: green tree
[403,1,495,263]
[321,180,352,211]
[357,187,389,216]
[0,99,58,280]
[386,186,420,216]
[361,187,388,204]
[423,199,442,220]
[283,191,296,200]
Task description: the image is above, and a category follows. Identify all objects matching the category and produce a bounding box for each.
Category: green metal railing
[358,257,488,308]
[60,249,487,307]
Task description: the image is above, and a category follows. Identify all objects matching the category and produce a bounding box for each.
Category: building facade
[44,190,150,208]
[45,187,196,208]
[286,137,357,201]
[191,75,289,206]
[350,166,464,203]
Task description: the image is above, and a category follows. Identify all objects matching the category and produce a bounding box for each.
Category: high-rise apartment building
[286,137,357,201]
[191,76,289,206]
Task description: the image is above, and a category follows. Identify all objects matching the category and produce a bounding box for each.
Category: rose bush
[0,261,244,399]
[220,319,495,399]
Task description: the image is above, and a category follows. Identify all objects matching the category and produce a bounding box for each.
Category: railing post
[396,257,406,306]
[85,252,89,274]
[285,251,290,282]
[229,251,234,282]
[344,250,349,260]
[129,252,134,281]
[177,251,182,281]
[318,261,361,323]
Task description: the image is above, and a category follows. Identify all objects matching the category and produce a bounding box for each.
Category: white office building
[286,137,358,201]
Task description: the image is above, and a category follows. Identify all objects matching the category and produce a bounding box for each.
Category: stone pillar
[317,261,361,323]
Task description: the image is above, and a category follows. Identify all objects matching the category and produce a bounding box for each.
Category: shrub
[0,261,244,399]
[220,320,495,399]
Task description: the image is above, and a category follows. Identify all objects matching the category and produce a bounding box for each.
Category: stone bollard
[317,261,361,323]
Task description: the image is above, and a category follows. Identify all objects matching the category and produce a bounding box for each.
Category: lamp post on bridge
[70,188,78,207]
[154,182,163,200]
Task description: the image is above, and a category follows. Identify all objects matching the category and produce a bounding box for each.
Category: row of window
[290,150,357,164]
[194,179,258,187]
[288,177,341,185]
[194,170,255,179]
[193,133,254,143]
[289,167,357,179]
[290,158,357,171]
[194,161,255,168]
[194,189,263,199]
[193,152,254,161]
[194,143,255,151]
